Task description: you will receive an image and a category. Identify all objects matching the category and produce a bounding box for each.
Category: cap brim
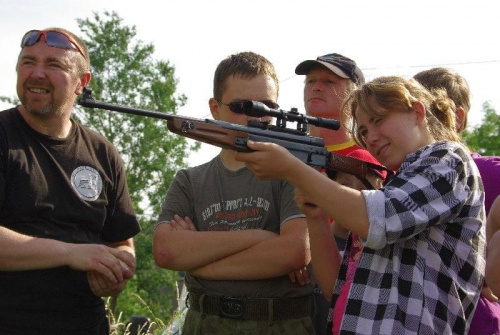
[295,60,349,79]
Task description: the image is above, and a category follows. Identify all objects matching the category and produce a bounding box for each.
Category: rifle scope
[241,101,340,132]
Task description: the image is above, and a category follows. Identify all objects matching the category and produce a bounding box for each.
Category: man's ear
[76,72,91,95]
[209,98,220,120]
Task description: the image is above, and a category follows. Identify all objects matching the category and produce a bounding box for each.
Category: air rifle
[78,88,392,186]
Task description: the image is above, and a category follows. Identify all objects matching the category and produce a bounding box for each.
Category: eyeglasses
[21,30,87,61]
[218,100,279,114]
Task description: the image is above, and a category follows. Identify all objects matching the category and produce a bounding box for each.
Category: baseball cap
[295,53,365,85]
[346,149,388,180]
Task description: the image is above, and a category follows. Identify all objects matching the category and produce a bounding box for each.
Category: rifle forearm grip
[327,152,369,179]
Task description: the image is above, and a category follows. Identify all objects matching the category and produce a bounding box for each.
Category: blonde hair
[341,76,462,148]
[414,67,470,133]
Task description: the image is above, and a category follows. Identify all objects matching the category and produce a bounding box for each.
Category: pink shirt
[332,234,364,334]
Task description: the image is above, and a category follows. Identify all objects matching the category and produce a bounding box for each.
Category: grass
[106,290,186,335]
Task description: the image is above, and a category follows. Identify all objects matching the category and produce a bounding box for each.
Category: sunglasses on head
[21,30,87,61]
[218,100,279,114]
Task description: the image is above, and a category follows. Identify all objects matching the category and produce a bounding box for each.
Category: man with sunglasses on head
[294,53,366,335]
[154,52,314,334]
[0,28,140,334]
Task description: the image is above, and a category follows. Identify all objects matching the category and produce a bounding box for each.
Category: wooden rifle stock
[327,151,369,178]
[167,118,250,152]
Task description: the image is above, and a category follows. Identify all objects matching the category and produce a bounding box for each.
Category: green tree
[0,96,18,105]
[463,101,500,156]
[76,11,198,329]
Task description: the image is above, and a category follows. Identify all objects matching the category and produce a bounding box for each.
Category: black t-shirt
[0,108,140,331]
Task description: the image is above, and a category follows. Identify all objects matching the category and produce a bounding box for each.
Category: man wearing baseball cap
[295,53,364,156]
[295,53,365,335]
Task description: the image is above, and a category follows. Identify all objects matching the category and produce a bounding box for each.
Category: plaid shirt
[327,141,486,335]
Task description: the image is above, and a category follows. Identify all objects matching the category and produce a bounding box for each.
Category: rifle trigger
[181,121,195,133]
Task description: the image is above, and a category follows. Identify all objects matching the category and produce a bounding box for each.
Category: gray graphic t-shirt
[158,155,311,298]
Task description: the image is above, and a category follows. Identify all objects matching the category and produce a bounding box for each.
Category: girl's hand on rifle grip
[235,140,299,180]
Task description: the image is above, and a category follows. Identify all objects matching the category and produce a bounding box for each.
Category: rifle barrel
[78,89,174,121]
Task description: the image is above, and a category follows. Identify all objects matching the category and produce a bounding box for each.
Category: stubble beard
[20,93,66,119]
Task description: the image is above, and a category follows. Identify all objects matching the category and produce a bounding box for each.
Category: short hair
[414,67,470,132]
[341,76,462,148]
[213,52,279,101]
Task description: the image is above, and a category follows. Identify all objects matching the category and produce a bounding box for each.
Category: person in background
[153,51,314,335]
[236,76,485,334]
[414,67,500,334]
[295,53,365,157]
[0,28,140,334]
[486,195,500,298]
[294,52,365,334]
[414,67,500,214]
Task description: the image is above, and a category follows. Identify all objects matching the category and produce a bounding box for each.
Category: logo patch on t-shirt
[71,166,103,201]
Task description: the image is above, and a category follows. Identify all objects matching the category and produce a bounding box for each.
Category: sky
[1,0,499,166]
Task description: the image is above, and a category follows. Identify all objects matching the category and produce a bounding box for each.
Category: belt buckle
[219,296,246,319]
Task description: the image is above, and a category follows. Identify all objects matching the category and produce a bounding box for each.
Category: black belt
[186,290,311,321]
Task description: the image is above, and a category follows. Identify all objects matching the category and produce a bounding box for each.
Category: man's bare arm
[188,217,310,280]
[153,216,277,271]
[0,226,133,283]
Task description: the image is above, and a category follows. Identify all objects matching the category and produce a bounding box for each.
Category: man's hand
[67,243,135,284]
[87,270,131,297]
[86,242,136,297]
[288,266,310,286]
[87,253,134,297]
[163,215,197,231]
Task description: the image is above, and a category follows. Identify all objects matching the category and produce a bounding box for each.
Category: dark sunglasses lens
[45,31,73,49]
[228,102,245,114]
[21,31,42,47]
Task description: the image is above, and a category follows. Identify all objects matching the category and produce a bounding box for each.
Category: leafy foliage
[76,10,198,216]
[0,96,18,105]
[463,101,500,156]
[76,11,195,328]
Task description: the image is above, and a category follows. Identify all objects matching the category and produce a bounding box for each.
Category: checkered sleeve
[363,142,483,250]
